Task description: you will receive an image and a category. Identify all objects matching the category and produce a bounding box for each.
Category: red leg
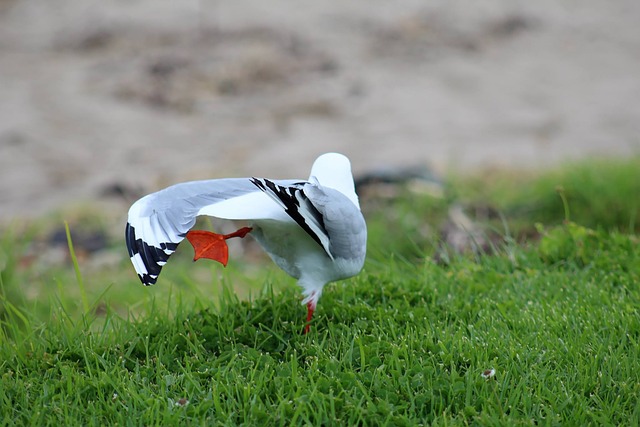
[304,301,315,334]
[223,226,253,239]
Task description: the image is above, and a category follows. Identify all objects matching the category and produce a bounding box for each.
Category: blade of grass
[64,221,89,314]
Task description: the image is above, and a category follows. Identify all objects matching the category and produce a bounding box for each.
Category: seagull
[125,152,367,332]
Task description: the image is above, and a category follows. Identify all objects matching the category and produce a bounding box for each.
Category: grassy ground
[1,157,639,425]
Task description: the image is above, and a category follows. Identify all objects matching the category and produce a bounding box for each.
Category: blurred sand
[1,0,639,222]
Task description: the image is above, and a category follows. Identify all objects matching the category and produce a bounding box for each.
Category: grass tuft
[64,221,90,315]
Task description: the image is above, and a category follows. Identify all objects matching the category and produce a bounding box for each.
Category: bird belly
[250,220,338,281]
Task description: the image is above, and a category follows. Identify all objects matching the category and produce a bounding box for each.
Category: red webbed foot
[186,227,253,266]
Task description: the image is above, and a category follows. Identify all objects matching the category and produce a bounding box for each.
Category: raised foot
[186,227,253,266]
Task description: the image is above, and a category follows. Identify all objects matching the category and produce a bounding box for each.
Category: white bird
[126,152,367,332]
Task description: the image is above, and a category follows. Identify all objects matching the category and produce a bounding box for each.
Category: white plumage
[125,153,367,332]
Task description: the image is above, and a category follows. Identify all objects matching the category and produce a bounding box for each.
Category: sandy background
[1,0,639,223]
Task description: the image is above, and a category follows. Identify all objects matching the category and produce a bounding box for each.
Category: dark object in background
[48,227,109,255]
[100,183,144,204]
[355,165,444,200]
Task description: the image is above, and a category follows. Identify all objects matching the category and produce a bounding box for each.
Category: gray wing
[304,184,368,264]
[251,178,367,263]
[126,177,301,285]
[250,178,334,259]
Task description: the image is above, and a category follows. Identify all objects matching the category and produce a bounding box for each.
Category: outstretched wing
[250,178,333,260]
[126,177,301,285]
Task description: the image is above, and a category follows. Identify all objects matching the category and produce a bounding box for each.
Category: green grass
[452,156,640,235]
[1,157,639,425]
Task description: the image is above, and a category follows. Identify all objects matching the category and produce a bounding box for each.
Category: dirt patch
[1,0,639,223]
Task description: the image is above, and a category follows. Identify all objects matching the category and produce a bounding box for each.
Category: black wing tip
[139,273,158,286]
[125,222,136,257]
[251,179,329,253]
[250,177,266,191]
[126,222,177,285]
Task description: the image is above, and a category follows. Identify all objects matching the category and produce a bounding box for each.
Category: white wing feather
[126,178,300,285]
